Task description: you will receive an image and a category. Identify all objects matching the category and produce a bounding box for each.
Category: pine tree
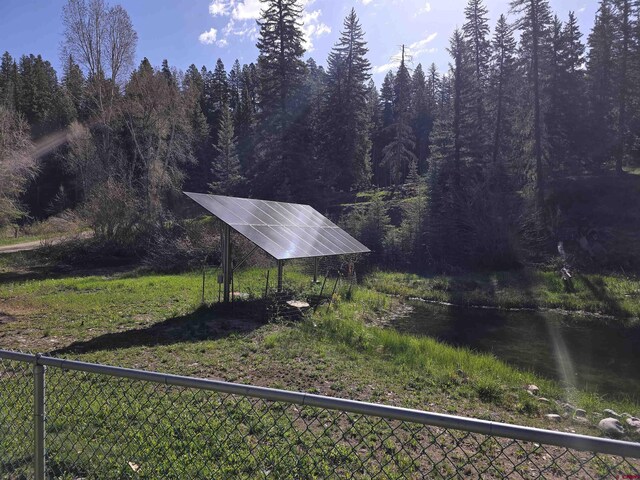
[411,64,433,174]
[212,59,229,110]
[210,100,244,195]
[254,0,307,199]
[382,46,416,185]
[161,59,173,84]
[229,59,242,113]
[62,55,85,119]
[611,0,637,174]
[463,0,491,161]
[182,64,210,192]
[547,12,587,173]
[16,54,66,135]
[426,63,441,117]
[301,58,328,202]
[510,0,553,204]
[588,0,617,170]
[562,12,588,172]
[380,71,395,128]
[449,30,467,189]
[424,30,477,267]
[546,15,566,173]
[209,59,229,145]
[322,8,372,190]
[366,81,384,186]
[235,69,256,173]
[490,14,518,165]
[0,52,18,110]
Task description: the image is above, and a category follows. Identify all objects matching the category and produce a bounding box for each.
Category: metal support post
[222,224,231,303]
[313,257,319,283]
[277,260,284,292]
[33,360,45,480]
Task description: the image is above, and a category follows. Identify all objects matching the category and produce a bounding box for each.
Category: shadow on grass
[577,274,628,317]
[0,455,32,476]
[50,301,268,356]
[0,262,138,286]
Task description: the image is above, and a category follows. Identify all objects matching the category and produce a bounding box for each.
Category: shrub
[82,179,142,247]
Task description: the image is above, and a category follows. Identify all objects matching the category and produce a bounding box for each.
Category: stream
[392,301,640,400]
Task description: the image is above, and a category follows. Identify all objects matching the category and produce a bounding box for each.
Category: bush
[141,220,218,273]
[82,179,142,247]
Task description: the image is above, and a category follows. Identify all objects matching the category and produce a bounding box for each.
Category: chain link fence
[1,350,639,479]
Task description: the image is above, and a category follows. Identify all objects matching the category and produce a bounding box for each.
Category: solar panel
[184,192,370,260]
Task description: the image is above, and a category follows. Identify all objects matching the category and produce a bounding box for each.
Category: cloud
[198,28,218,45]
[414,2,431,16]
[232,0,262,20]
[373,32,438,73]
[204,0,328,51]
[362,0,374,4]
[209,1,229,16]
[301,9,331,51]
[409,32,438,53]
[206,0,262,20]
[373,61,397,74]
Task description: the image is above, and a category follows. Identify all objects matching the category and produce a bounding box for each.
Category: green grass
[1,259,639,477]
[1,262,637,416]
[366,269,640,320]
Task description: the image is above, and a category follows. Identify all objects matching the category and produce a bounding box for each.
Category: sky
[1,0,597,85]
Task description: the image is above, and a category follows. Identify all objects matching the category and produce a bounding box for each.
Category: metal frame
[1,348,639,476]
[186,192,370,302]
[277,260,284,292]
[221,224,231,303]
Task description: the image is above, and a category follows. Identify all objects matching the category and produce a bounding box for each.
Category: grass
[366,269,640,320]
[0,254,639,477]
[624,166,640,176]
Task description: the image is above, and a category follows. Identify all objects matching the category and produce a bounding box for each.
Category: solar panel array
[184,192,370,260]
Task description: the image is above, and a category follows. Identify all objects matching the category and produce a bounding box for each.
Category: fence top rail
[1,348,639,458]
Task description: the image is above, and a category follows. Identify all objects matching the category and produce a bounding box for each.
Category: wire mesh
[0,356,34,479]
[1,354,639,479]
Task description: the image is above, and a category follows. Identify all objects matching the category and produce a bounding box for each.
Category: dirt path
[0,231,92,254]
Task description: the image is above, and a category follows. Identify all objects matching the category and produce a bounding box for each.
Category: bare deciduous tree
[0,106,37,227]
[121,60,194,217]
[61,0,137,120]
[61,0,136,85]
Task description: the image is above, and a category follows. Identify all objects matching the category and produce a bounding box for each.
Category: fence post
[33,357,46,480]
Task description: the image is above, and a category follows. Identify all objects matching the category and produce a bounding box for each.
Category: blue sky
[1,0,597,85]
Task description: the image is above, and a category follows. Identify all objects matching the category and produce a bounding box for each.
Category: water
[392,302,640,400]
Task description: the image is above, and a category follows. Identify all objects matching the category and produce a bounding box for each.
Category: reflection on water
[392,302,640,400]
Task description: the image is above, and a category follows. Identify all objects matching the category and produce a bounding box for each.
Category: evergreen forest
[2,0,640,272]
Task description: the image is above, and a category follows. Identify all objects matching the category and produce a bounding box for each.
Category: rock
[545,414,562,422]
[563,403,577,414]
[574,409,587,418]
[286,300,310,309]
[538,397,550,404]
[527,384,539,396]
[598,418,625,437]
[603,409,620,418]
[625,417,640,429]
[573,416,590,425]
